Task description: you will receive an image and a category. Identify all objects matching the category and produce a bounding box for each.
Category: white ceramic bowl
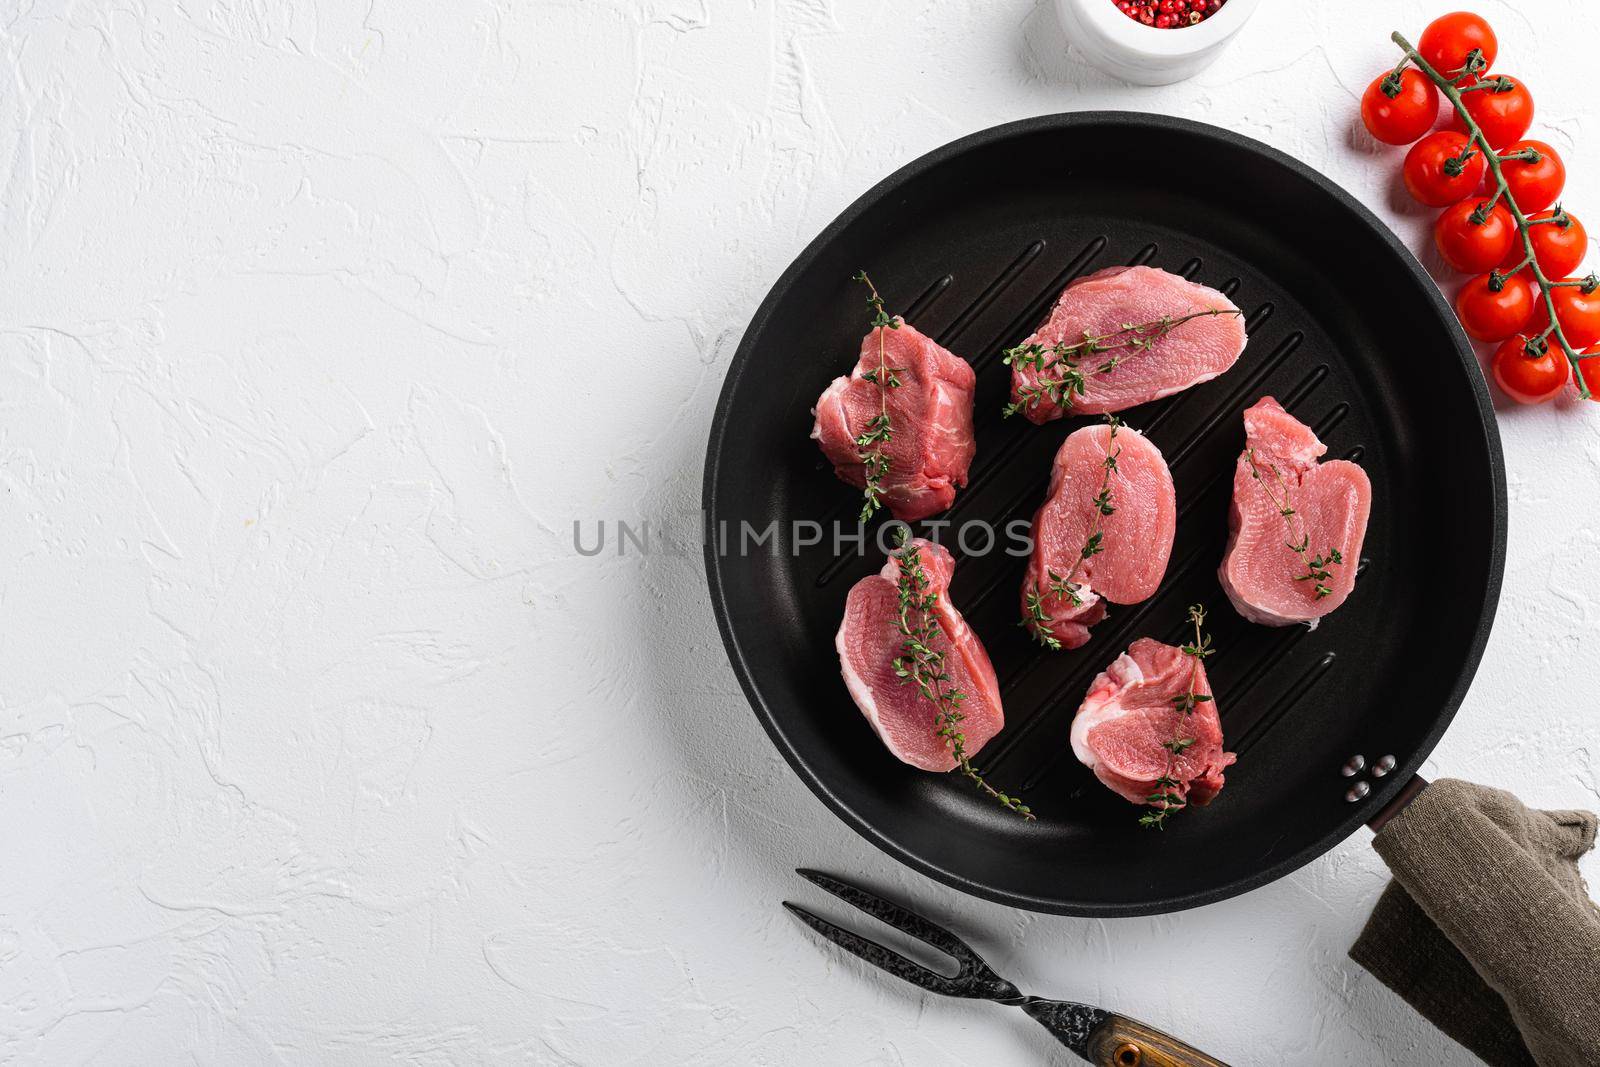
[1054,0,1263,85]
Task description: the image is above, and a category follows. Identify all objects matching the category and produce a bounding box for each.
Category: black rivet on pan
[1341,755,1366,777]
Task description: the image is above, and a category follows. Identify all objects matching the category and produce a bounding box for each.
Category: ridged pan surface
[703,113,1505,916]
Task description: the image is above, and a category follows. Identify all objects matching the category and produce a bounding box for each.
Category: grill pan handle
[1367,774,1430,833]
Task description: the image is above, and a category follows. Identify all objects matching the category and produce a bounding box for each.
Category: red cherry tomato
[1498,139,1565,213]
[1456,273,1535,342]
[1435,199,1517,274]
[1362,69,1440,145]
[1500,210,1588,280]
[1577,347,1600,401]
[1534,279,1600,349]
[1491,335,1569,404]
[1418,12,1498,77]
[1403,131,1487,206]
[1451,76,1534,149]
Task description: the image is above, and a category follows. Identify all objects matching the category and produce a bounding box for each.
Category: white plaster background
[1,0,1596,1063]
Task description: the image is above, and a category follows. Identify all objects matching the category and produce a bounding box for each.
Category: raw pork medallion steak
[836,538,1003,772]
[1009,265,1248,423]
[1219,397,1372,626]
[1073,638,1236,808]
[1021,422,1176,650]
[813,318,976,521]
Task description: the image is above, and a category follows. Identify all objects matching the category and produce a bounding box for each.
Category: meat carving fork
[785,869,1231,1066]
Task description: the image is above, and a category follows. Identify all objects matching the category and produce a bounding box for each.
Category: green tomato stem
[1391,31,1591,399]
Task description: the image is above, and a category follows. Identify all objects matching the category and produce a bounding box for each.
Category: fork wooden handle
[1086,1013,1232,1067]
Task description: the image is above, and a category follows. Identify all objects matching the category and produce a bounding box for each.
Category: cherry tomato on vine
[1403,131,1487,206]
[1456,273,1535,341]
[1490,335,1569,404]
[1418,13,1498,78]
[1435,199,1517,274]
[1534,279,1600,349]
[1362,69,1439,145]
[1577,347,1600,401]
[1500,210,1588,281]
[1450,76,1534,149]
[1498,139,1565,213]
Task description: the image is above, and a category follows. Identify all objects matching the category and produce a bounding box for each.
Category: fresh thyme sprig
[1388,31,1598,398]
[851,271,902,523]
[1139,604,1214,831]
[890,528,1034,822]
[1244,449,1344,598]
[1023,415,1123,650]
[1002,308,1242,418]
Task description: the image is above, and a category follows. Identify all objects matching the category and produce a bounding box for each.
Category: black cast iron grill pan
[703,113,1506,916]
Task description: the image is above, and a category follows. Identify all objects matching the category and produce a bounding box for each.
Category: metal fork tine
[781,901,967,997]
[797,869,974,962]
[795,869,992,975]
[788,870,1022,1003]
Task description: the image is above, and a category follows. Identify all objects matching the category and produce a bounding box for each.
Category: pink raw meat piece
[1219,396,1372,627]
[1020,422,1176,650]
[836,538,1003,772]
[813,319,976,521]
[1072,637,1236,808]
[1009,265,1247,423]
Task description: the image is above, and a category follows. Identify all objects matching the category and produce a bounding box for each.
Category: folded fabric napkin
[1350,778,1600,1067]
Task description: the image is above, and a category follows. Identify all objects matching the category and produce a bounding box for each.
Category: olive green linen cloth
[1349,778,1600,1067]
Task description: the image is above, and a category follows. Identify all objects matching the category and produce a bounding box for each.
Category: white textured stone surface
[2,0,1596,1062]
